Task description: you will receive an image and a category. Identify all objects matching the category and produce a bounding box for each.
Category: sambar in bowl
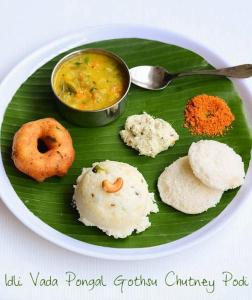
[51,49,131,127]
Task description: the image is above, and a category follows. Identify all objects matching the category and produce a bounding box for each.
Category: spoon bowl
[130,66,174,90]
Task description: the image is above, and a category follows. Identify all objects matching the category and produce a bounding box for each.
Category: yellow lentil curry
[54,52,128,111]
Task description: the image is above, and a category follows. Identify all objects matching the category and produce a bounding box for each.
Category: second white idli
[158,156,223,214]
[188,140,245,191]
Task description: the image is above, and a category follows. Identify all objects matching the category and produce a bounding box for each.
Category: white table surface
[1,0,252,299]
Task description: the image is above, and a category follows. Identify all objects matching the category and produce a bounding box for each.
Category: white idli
[120,112,179,158]
[189,140,245,191]
[73,160,158,238]
[158,156,223,214]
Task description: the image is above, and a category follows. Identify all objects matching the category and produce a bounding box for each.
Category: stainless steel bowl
[51,48,131,127]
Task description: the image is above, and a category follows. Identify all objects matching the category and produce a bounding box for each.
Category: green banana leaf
[1,38,251,248]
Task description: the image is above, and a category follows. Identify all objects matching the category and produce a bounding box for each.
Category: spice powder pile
[184,94,235,136]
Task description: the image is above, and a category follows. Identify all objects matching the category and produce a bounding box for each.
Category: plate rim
[0,24,251,260]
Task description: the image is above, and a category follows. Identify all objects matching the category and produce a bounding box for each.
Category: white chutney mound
[158,156,223,214]
[120,112,179,158]
[73,160,158,238]
[188,140,245,191]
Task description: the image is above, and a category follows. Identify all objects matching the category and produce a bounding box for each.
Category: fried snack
[12,118,75,182]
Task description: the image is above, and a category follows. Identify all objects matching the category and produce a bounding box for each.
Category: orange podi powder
[184,94,235,136]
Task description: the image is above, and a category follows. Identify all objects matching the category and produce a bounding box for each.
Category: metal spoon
[130,64,252,90]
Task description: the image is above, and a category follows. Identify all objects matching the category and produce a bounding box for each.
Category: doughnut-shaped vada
[12,118,75,182]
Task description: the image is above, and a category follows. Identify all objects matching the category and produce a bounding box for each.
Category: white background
[0,0,252,299]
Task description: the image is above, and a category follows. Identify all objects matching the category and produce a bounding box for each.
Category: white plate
[0,25,251,260]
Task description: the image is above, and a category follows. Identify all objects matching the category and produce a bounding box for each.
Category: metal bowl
[51,48,131,127]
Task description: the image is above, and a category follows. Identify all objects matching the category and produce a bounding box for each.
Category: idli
[158,156,223,214]
[120,112,179,158]
[73,160,158,238]
[189,140,245,191]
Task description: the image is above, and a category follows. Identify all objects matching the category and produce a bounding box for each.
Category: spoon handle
[177,64,252,78]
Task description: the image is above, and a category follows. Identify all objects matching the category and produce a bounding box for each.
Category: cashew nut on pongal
[102,177,123,193]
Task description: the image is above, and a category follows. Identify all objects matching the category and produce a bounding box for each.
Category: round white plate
[0,25,251,260]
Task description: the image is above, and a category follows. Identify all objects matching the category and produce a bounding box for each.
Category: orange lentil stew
[53,52,128,111]
[184,94,235,136]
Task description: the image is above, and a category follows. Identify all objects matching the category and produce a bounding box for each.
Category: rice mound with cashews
[73,160,158,238]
